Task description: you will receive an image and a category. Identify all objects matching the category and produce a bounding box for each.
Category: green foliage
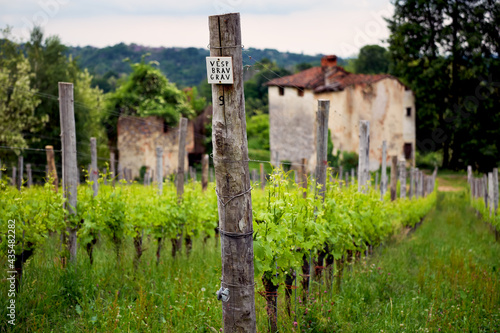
[104,58,195,146]
[244,59,291,117]
[416,150,443,169]
[184,86,206,115]
[246,113,270,150]
[68,44,325,89]
[0,29,46,152]
[340,151,359,171]
[327,129,340,168]
[353,45,390,74]
[387,0,500,171]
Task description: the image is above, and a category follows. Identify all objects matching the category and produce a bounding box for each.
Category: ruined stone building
[267,55,415,172]
[117,106,212,180]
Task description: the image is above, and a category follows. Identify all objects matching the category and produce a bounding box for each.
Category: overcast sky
[0,0,394,57]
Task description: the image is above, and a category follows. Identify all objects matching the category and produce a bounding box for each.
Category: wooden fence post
[409,168,415,199]
[390,156,398,201]
[209,12,256,332]
[301,158,308,198]
[202,153,209,191]
[399,160,406,199]
[493,168,499,214]
[90,137,98,195]
[59,82,78,264]
[11,167,16,187]
[488,172,494,217]
[17,155,23,190]
[380,141,387,199]
[172,117,188,256]
[26,164,32,188]
[46,145,58,190]
[316,100,329,200]
[358,120,370,193]
[156,147,164,195]
[482,174,488,208]
[110,152,116,186]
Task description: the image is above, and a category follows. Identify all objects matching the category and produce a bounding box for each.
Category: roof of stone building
[266,55,402,93]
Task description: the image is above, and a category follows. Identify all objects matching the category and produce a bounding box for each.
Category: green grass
[1,191,499,332]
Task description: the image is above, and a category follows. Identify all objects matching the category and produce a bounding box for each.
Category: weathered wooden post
[339,165,344,188]
[358,120,370,193]
[493,168,499,214]
[118,162,123,182]
[301,158,308,198]
[46,145,58,190]
[11,167,16,187]
[110,152,116,186]
[172,117,188,256]
[390,156,398,201]
[156,147,164,195]
[316,100,329,200]
[17,155,23,190]
[380,141,387,199]
[313,100,329,287]
[202,153,209,191]
[90,138,98,195]
[399,160,406,199]
[482,174,488,208]
[209,12,256,332]
[59,82,78,263]
[409,168,415,199]
[488,172,494,217]
[26,164,32,188]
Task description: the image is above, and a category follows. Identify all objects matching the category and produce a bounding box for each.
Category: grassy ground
[1,179,499,332]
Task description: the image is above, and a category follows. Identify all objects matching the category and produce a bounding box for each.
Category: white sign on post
[206,57,233,84]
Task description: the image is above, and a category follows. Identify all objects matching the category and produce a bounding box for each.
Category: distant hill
[66,44,342,91]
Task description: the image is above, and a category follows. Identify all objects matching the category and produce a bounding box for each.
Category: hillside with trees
[66,44,328,92]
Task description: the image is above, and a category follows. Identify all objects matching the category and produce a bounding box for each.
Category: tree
[74,69,108,167]
[354,45,390,74]
[0,29,47,158]
[104,57,196,147]
[22,27,110,175]
[243,58,290,117]
[387,0,500,171]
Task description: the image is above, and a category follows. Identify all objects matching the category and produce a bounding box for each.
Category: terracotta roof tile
[266,65,398,93]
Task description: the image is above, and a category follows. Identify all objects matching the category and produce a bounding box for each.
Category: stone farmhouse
[266,55,416,172]
[117,106,212,180]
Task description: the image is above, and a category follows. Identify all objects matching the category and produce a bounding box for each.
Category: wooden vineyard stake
[17,155,23,191]
[358,120,369,193]
[390,156,397,201]
[26,164,32,188]
[172,117,188,257]
[156,147,164,195]
[59,82,78,264]
[201,153,209,191]
[46,145,58,191]
[110,152,116,186]
[90,137,98,195]
[11,167,16,187]
[316,100,329,200]
[209,12,256,332]
[399,160,406,199]
[381,141,387,200]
